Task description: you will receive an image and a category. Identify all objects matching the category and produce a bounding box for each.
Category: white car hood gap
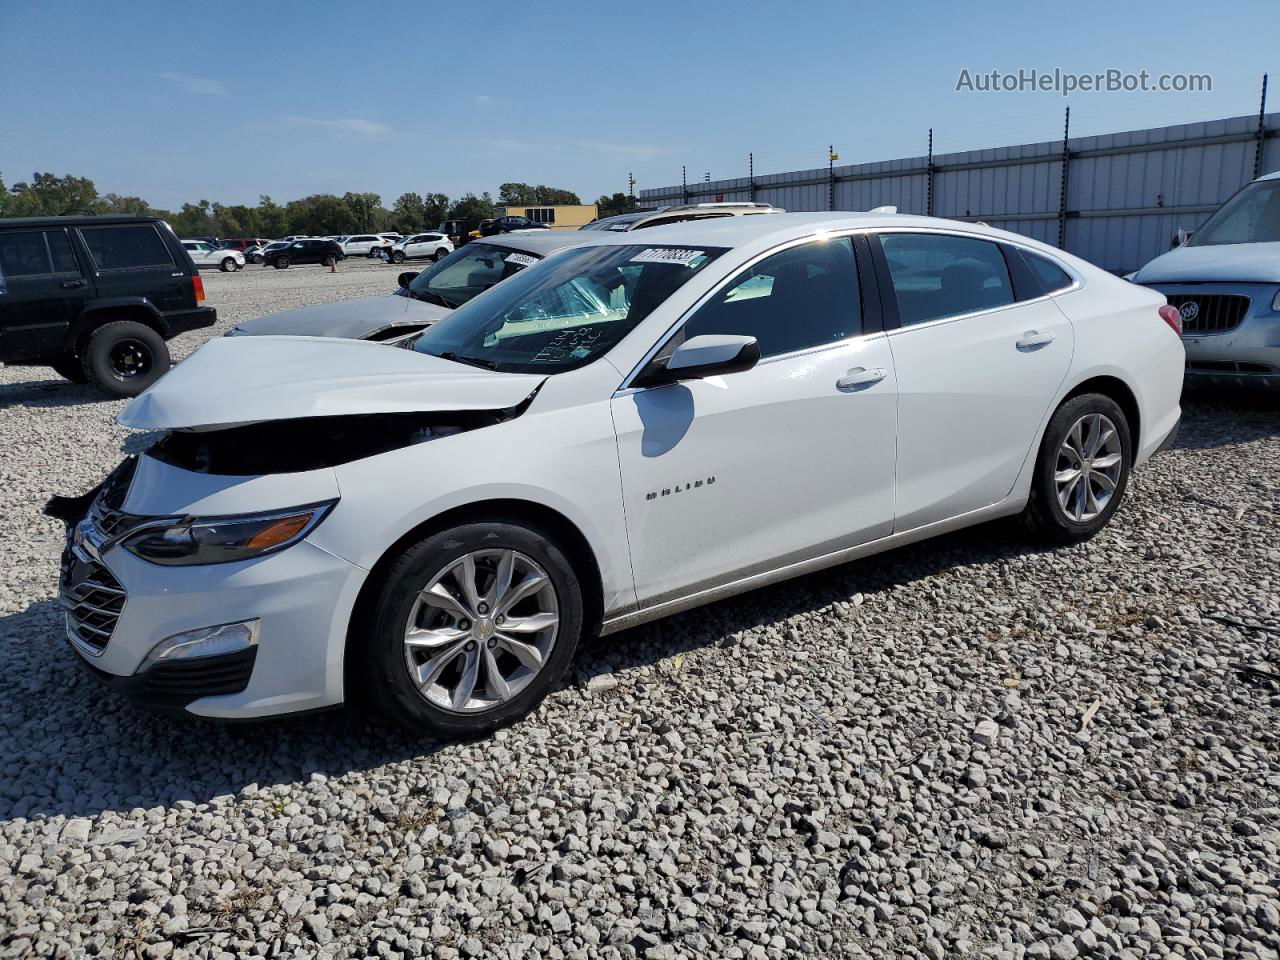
[119,335,547,431]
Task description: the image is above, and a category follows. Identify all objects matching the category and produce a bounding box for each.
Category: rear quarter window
[1023,251,1075,294]
[80,224,176,271]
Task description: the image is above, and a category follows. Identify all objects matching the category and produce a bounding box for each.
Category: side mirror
[642,334,760,386]
[397,271,417,289]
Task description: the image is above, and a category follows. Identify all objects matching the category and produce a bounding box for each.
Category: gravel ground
[1,262,1278,960]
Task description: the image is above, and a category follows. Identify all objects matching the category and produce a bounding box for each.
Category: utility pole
[1254,73,1269,180]
[628,172,636,206]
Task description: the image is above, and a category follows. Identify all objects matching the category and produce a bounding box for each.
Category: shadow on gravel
[0,520,1048,822]
[0,377,112,410]
[1177,391,1280,451]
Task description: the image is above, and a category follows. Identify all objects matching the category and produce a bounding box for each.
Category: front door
[874,231,1074,531]
[0,227,93,361]
[612,235,898,608]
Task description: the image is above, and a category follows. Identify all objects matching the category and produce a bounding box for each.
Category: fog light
[139,620,259,672]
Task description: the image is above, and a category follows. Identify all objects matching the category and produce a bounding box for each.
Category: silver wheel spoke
[406,625,468,649]
[500,611,558,634]
[483,647,512,702]
[451,647,480,710]
[422,580,469,619]
[1055,466,1081,485]
[1055,412,1123,523]
[416,639,468,688]
[1091,452,1121,470]
[497,572,548,616]
[456,555,483,614]
[1092,471,1117,493]
[496,633,544,671]
[485,550,516,609]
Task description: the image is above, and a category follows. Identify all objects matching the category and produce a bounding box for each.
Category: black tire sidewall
[221,258,235,272]
[49,353,89,384]
[323,255,336,267]
[83,321,170,398]
[275,256,289,269]
[1029,393,1132,541]
[362,520,584,739]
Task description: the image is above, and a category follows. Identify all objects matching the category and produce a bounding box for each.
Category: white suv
[181,241,244,272]
[389,232,454,263]
[55,212,1183,739]
[341,234,387,257]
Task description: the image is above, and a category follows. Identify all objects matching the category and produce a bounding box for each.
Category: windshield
[1189,179,1280,246]
[401,242,545,309]
[412,243,726,374]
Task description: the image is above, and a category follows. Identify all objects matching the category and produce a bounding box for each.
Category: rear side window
[1023,251,1074,294]
[878,233,1014,326]
[80,224,175,270]
[681,236,862,358]
[0,230,81,278]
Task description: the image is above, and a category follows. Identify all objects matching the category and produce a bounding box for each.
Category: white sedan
[389,232,454,264]
[181,240,243,272]
[52,213,1183,739]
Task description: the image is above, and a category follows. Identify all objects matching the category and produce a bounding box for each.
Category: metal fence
[638,111,1280,274]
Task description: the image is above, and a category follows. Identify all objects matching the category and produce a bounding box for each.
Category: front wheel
[392,251,406,264]
[274,256,289,269]
[1019,393,1131,544]
[433,248,449,262]
[82,320,170,398]
[220,257,237,272]
[360,519,584,739]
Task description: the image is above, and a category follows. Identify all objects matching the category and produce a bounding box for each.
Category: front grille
[90,457,149,540]
[1187,360,1276,374]
[1163,293,1251,334]
[60,554,126,654]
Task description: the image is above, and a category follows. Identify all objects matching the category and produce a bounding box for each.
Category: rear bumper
[1155,414,1180,453]
[163,307,217,338]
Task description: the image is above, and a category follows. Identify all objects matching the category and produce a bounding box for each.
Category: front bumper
[60,535,366,719]
[1144,281,1280,390]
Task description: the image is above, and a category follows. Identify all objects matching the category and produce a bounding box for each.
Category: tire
[323,255,336,268]
[49,353,89,384]
[392,251,406,264]
[360,518,584,739]
[220,257,237,272]
[433,249,448,262]
[82,320,170,398]
[274,256,290,269]
[1019,392,1132,544]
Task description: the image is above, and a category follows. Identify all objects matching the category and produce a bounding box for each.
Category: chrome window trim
[617,228,875,393]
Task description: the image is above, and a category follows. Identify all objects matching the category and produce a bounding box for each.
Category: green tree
[596,192,637,219]
[447,192,495,225]
[499,182,581,206]
[343,192,384,232]
[99,193,161,216]
[391,192,428,233]
[6,172,101,216]
[0,173,9,217]
[286,194,358,236]
[256,195,289,238]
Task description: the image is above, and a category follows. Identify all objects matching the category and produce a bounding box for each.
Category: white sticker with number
[504,252,539,268]
[630,248,706,267]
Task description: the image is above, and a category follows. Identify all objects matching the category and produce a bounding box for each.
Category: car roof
[1258,170,1280,182]
[472,232,586,255]
[0,214,166,229]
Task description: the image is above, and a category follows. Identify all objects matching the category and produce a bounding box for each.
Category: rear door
[873,231,1074,531]
[0,227,93,361]
[78,222,188,313]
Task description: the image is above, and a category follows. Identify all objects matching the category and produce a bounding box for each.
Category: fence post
[1254,73,1269,180]
[749,153,755,203]
[926,128,934,217]
[682,166,688,205]
[828,145,834,210]
[1057,107,1071,250]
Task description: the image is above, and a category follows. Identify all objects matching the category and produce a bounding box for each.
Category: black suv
[266,238,345,269]
[0,216,215,397]
[479,216,551,236]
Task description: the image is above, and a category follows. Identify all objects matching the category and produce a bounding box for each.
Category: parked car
[182,240,244,272]
[581,202,785,232]
[480,215,551,236]
[342,234,390,258]
[219,238,270,258]
[388,232,453,264]
[0,215,215,396]
[53,212,1183,736]
[264,238,345,270]
[228,232,579,340]
[1131,170,1280,389]
[243,243,270,265]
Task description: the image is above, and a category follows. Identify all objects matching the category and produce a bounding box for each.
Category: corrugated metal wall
[638,113,1280,273]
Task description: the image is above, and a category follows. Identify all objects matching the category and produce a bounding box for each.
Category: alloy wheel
[1055,413,1123,522]
[403,549,559,714]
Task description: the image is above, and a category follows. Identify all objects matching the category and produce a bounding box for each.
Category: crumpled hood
[1134,241,1280,284]
[119,335,545,430]
[228,293,451,339]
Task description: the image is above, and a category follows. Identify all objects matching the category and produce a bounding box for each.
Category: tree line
[1,172,639,238]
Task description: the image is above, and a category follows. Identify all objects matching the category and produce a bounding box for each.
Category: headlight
[1272,289,1280,312]
[122,501,336,566]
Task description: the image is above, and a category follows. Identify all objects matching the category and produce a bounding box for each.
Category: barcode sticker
[630,248,705,267]
[504,252,538,267]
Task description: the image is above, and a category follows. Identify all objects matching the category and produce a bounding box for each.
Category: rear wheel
[220,257,237,272]
[360,519,584,739]
[49,353,89,384]
[1020,393,1131,544]
[433,248,448,262]
[82,321,169,398]
[274,256,289,269]
[392,251,406,264]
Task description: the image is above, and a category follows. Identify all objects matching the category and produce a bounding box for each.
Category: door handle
[60,279,87,289]
[1016,330,1055,350]
[836,367,887,390]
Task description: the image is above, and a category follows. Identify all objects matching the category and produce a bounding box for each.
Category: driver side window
[678,236,861,358]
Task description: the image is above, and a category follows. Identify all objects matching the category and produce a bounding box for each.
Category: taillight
[192,274,205,303]
[1158,304,1182,336]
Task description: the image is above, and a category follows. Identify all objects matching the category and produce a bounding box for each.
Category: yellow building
[493,203,599,231]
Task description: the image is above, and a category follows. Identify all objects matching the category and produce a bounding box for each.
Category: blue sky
[1,0,1276,209]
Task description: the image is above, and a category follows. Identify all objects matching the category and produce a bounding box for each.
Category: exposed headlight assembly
[1272,288,1280,312]
[122,501,336,566]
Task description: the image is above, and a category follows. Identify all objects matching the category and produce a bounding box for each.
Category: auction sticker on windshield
[630,248,706,267]
[504,252,539,268]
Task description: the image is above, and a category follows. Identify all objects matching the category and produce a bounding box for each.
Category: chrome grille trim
[60,550,127,656]
[1162,292,1251,335]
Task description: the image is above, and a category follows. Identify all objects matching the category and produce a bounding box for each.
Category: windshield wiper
[435,351,498,371]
